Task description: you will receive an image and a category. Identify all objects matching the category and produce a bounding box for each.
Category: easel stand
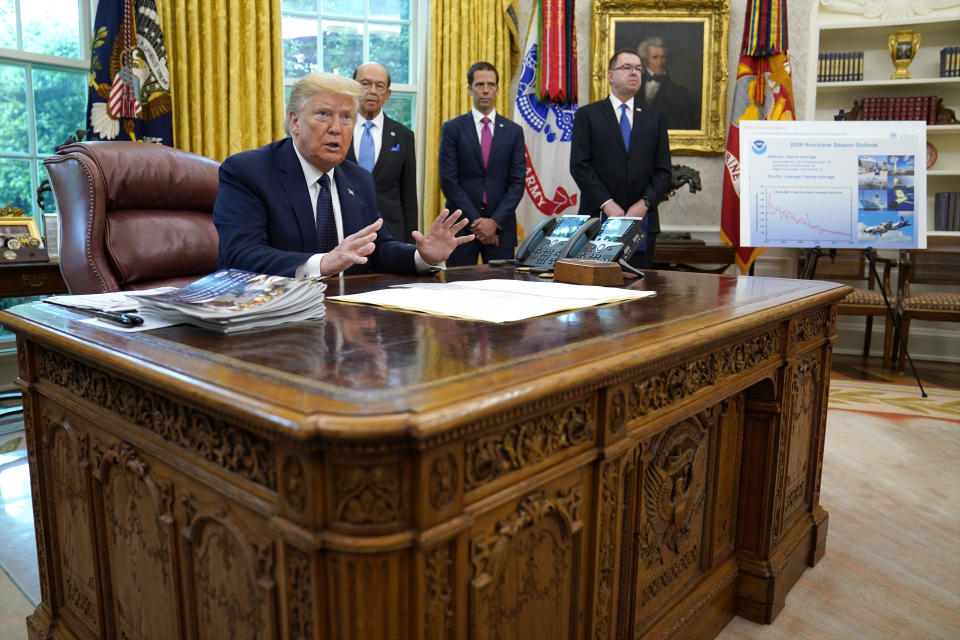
[803,245,823,280]
[864,248,926,397]
[802,246,926,397]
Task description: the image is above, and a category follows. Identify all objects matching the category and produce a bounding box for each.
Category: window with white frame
[0,0,90,220]
[281,0,418,129]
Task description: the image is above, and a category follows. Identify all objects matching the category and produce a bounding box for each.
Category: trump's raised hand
[413,209,474,265]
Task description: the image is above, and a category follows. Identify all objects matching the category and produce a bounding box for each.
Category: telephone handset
[515,214,600,269]
[573,216,647,263]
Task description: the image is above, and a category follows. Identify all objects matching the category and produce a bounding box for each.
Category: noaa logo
[751,139,767,154]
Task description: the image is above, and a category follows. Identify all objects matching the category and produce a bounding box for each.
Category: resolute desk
[0,266,849,640]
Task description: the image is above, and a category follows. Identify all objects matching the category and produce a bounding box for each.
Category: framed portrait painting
[591,0,730,153]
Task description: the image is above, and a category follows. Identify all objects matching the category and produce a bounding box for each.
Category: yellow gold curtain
[157,0,286,161]
[422,0,521,228]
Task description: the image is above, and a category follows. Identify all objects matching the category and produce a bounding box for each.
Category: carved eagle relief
[639,421,707,569]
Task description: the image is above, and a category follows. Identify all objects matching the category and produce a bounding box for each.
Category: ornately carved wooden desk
[0,266,849,639]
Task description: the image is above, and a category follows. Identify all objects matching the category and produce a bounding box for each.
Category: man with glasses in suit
[569,49,671,269]
[346,62,419,243]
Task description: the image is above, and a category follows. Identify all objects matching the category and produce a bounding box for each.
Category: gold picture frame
[591,0,730,154]
[0,216,43,244]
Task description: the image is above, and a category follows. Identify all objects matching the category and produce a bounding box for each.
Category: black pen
[91,310,144,327]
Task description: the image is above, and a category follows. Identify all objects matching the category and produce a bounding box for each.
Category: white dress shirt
[608,94,636,127]
[472,107,497,145]
[600,95,640,213]
[353,110,385,165]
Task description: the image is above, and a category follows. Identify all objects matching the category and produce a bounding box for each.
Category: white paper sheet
[328,279,654,323]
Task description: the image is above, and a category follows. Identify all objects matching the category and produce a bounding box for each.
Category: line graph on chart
[753,186,853,246]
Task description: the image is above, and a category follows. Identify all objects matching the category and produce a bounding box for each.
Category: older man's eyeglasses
[359,80,388,93]
[612,64,644,73]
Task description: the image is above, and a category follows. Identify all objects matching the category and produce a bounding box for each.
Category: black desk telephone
[515,214,600,268]
[572,216,647,263]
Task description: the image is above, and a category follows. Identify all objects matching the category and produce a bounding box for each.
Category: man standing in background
[570,49,671,268]
[438,61,525,266]
[346,62,419,243]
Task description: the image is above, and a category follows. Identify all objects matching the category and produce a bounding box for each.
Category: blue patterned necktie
[619,103,631,152]
[315,174,337,252]
[358,120,375,172]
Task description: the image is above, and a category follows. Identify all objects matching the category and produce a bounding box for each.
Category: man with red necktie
[438,61,526,266]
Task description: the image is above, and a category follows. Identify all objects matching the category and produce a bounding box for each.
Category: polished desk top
[1,266,847,435]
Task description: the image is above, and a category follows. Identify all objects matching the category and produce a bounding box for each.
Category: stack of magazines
[136,269,326,333]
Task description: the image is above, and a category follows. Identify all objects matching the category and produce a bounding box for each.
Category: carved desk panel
[0,266,849,639]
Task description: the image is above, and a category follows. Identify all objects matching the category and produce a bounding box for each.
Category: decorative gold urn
[888,29,921,79]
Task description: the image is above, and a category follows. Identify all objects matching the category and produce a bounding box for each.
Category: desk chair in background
[797,248,896,366]
[893,248,960,373]
[44,141,220,294]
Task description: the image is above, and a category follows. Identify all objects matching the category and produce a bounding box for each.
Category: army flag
[511,0,580,239]
[719,0,796,273]
[87,0,173,145]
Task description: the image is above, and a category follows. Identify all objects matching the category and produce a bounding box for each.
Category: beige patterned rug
[718,380,960,639]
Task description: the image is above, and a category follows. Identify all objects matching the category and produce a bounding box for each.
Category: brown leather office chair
[797,248,896,366]
[44,141,220,294]
[893,248,960,372]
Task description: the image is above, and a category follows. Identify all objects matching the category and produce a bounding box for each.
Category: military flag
[719,0,796,273]
[86,0,173,145]
[511,0,580,238]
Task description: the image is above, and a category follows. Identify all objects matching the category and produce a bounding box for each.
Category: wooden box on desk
[554,258,624,285]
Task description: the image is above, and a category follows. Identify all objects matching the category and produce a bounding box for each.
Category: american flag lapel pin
[348,188,355,196]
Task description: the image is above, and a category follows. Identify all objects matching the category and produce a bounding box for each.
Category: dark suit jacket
[213,137,417,277]
[345,114,418,243]
[569,98,672,233]
[438,112,525,249]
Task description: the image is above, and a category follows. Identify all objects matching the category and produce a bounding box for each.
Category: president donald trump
[214,72,472,278]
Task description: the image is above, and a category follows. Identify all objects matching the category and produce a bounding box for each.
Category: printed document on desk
[328,279,655,323]
[44,287,177,312]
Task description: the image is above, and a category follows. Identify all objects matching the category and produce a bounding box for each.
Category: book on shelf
[934,192,960,232]
[818,51,863,82]
[132,269,327,333]
[941,46,960,78]
[859,96,938,124]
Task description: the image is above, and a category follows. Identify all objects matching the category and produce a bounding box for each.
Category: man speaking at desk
[214,73,472,278]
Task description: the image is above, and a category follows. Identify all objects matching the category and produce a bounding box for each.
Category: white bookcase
[812,7,960,239]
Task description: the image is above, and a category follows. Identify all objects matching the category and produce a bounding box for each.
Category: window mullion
[23,63,39,215]
[14,0,22,49]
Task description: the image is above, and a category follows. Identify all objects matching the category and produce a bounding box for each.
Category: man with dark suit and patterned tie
[438,61,525,266]
[346,62,419,243]
[213,72,472,278]
[570,49,672,269]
